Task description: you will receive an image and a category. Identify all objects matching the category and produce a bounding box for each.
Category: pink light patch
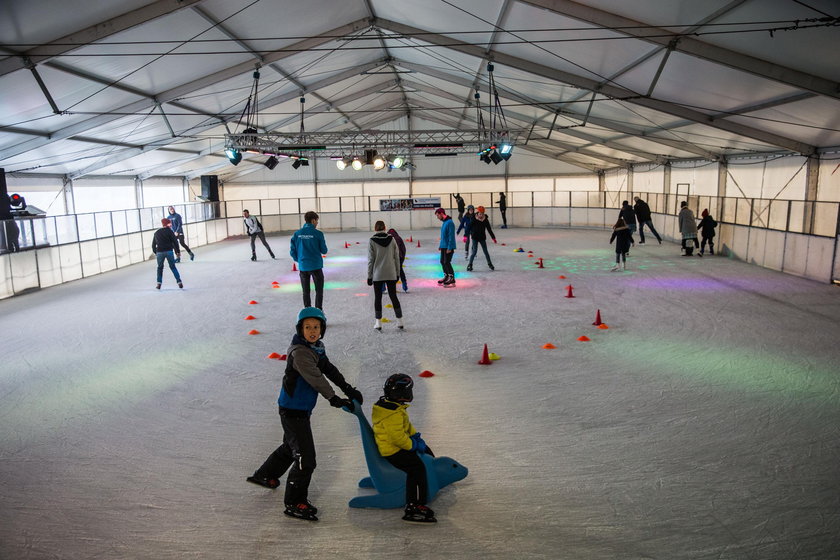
[354,292,369,296]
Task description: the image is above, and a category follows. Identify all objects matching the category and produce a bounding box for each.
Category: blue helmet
[297,307,326,337]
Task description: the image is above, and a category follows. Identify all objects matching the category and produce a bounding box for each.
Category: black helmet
[384,373,414,403]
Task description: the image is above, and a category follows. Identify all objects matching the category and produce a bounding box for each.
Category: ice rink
[2,227,839,560]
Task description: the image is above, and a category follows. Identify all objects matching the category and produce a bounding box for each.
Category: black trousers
[500,208,507,226]
[439,249,454,276]
[254,408,317,505]
[385,449,428,505]
[299,268,324,309]
[701,235,714,252]
[174,232,192,256]
[373,280,402,319]
[249,232,274,256]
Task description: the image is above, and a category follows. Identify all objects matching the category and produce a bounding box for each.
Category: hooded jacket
[278,334,352,413]
[167,212,184,234]
[679,207,699,238]
[372,397,418,457]
[290,222,328,272]
[698,214,718,237]
[438,216,456,250]
[367,231,400,281]
[469,214,495,242]
[456,212,474,237]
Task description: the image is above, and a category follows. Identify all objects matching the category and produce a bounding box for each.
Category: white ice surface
[1,228,839,560]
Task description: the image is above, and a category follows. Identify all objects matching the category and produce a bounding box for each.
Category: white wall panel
[555,176,599,191]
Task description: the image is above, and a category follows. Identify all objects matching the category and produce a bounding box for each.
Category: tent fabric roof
[1,0,838,181]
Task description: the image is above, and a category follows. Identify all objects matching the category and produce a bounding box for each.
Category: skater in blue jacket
[247,307,363,521]
[290,211,328,309]
[456,205,475,259]
[435,208,457,286]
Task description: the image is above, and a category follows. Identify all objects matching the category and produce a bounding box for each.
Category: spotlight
[364,149,378,166]
[373,154,386,170]
[10,193,26,208]
[336,157,352,170]
[300,158,309,167]
[225,147,242,166]
[499,143,513,160]
[480,154,492,164]
[264,156,279,170]
[351,157,364,170]
[292,159,302,169]
[388,155,405,169]
[490,150,503,164]
[403,162,416,171]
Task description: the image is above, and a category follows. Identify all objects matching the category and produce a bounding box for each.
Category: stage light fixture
[499,143,513,160]
[336,156,352,170]
[373,154,386,170]
[351,157,364,171]
[264,156,279,170]
[225,147,242,166]
[388,155,405,169]
[10,193,25,208]
[480,153,492,164]
[490,150,503,164]
[364,149,378,166]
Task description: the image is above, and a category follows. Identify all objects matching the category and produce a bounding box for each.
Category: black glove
[367,278,373,286]
[344,386,363,405]
[329,395,353,412]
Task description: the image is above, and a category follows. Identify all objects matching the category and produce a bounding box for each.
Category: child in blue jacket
[247,307,363,521]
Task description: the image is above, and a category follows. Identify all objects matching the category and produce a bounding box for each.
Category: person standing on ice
[466,206,496,272]
[698,209,718,255]
[496,192,508,228]
[387,227,408,292]
[368,220,404,330]
[633,196,662,244]
[246,307,363,521]
[456,204,475,259]
[435,208,457,286]
[618,200,637,245]
[454,193,465,221]
[678,201,700,256]
[609,217,634,271]
[152,218,183,289]
[290,211,328,310]
[166,205,194,262]
[372,373,437,523]
[242,209,275,261]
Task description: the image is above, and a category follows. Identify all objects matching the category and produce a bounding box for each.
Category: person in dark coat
[152,218,183,289]
[618,200,637,242]
[454,193,465,221]
[456,204,475,259]
[497,192,508,228]
[678,201,700,256]
[609,217,634,271]
[387,227,408,292]
[698,209,718,255]
[633,196,662,244]
[467,206,496,271]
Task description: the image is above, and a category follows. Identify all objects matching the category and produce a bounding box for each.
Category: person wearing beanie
[456,204,475,259]
[434,208,457,286]
[151,218,183,289]
[698,208,718,255]
[246,307,363,521]
[466,206,496,271]
[678,201,700,256]
[367,221,404,330]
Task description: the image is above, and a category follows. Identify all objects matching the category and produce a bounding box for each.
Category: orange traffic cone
[598,324,609,330]
[292,262,297,272]
[248,329,260,335]
[344,242,350,248]
[593,309,602,325]
[478,344,492,365]
[267,352,282,359]
[248,300,258,304]
[542,343,556,349]
[244,315,256,320]
[558,275,566,279]
[537,257,544,268]
[419,370,434,377]
[408,236,413,243]
[577,335,590,341]
[565,285,575,298]
[416,240,421,248]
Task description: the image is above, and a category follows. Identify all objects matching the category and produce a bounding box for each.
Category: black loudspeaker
[201,175,219,201]
[0,168,11,220]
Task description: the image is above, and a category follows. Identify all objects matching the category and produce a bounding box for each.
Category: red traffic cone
[248,300,258,304]
[478,344,492,365]
[416,240,421,248]
[537,257,544,268]
[248,329,260,335]
[419,370,434,377]
[292,262,297,272]
[593,309,602,326]
[577,335,591,342]
[267,352,282,359]
[244,315,256,320]
[565,285,575,298]
[344,242,350,248]
[408,236,413,243]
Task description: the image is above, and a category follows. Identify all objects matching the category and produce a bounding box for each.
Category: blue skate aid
[343,400,468,509]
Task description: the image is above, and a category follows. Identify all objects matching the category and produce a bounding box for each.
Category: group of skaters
[609,196,718,270]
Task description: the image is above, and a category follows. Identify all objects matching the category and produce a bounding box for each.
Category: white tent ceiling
[1,0,838,181]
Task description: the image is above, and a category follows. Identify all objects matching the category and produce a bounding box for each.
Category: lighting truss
[224,128,524,160]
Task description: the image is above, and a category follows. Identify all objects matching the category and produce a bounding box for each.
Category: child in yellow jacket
[372,373,437,523]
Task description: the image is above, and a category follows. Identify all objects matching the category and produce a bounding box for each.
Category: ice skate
[374,319,382,331]
[622,261,626,270]
[397,318,404,330]
[284,502,318,521]
[437,276,447,284]
[189,252,195,261]
[178,281,183,289]
[466,265,473,271]
[402,282,408,292]
[402,504,436,523]
[246,475,279,489]
[251,254,257,261]
[174,255,181,263]
[155,283,161,289]
[488,262,494,270]
[443,275,456,287]
[610,264,620,272]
